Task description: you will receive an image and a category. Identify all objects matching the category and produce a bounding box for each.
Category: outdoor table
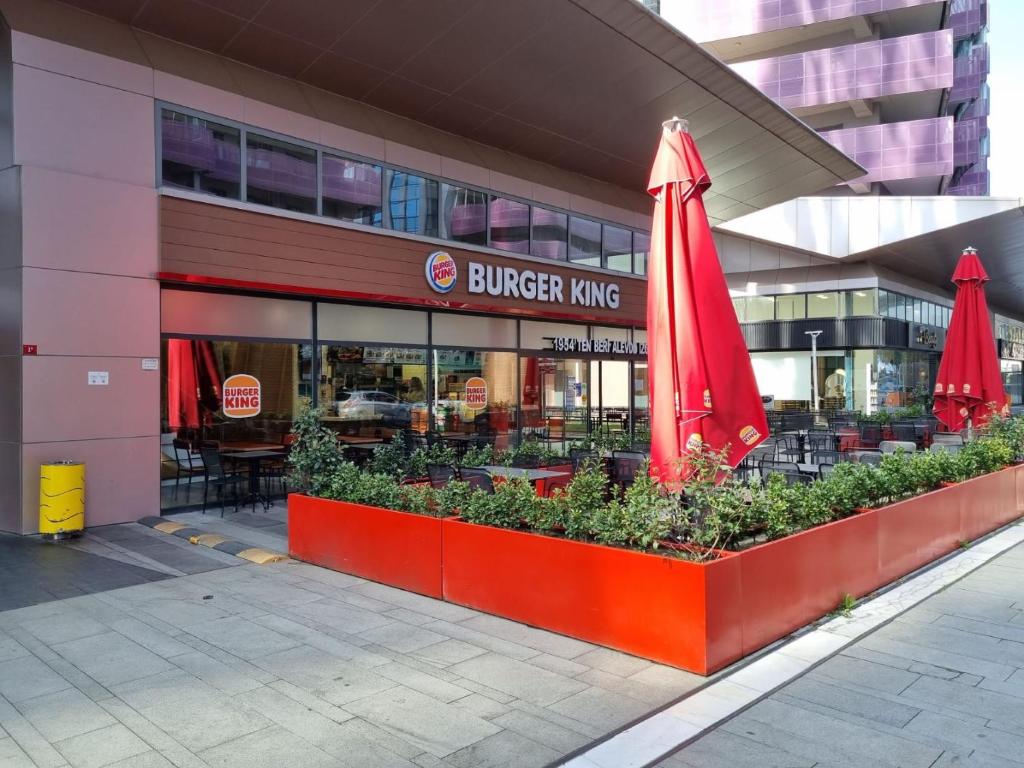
[471,465,571,496]
[220,450,286,510]
[337,435,385,445]
[797,463,820,477]
[219,441,285,452]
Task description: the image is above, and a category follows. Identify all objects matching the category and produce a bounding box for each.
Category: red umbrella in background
[166,339,222,430]
[933,247,1007,432]
[646,119,768,482]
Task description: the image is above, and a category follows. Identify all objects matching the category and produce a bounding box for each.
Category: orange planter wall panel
[288,494,444,598]
[440,518,739,674]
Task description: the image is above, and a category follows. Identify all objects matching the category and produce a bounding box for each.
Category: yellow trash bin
[39,460,85,539]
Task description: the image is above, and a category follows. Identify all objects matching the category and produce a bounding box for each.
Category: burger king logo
[946,383,955,394]
[465,376,488,410]
[963,383,971,394]
[703,389,712,409]
[685,433,703,452]
[223,374,261,418]
[739,425,761,445]
[425,251,457,294]
[934,382,943,394]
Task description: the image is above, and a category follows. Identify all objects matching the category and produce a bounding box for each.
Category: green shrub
[368,431,407,478]
[287,402,345,496]
[461,477,545,529]
[589,468,676,550]
[461,444,496,468]
[405,443,457,479]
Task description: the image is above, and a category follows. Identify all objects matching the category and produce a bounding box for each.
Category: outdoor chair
[891,423,917,443]
[817,462,836,479]
[857,423,882,448]
[759,458,803,479]
[425,430,443,448]
[511,454,541,469]
[569,448,597,474]
[776,434,803,462]
[457,467,495,494]
[806,431,836,453]
[810,449,842,465]
[427,463,458,489]
[930,443,963,455]
[198,446,245,516]
[880,440,917,454]
[611,451,645,491]
[169,438,205,489]
[853,450,882,466]
[932,432,965,447]
[782,471,813,486]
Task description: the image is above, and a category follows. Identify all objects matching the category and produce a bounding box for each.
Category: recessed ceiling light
[854,291,867,297]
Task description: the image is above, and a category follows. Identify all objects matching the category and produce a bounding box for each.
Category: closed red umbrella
[933,247,1006,432]
[646,120,768,482]
[166,338,200,429]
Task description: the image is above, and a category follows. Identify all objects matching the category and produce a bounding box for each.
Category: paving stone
[345,583,479,623]
[444,728,560,768]
[383,608,436,626]
[490,708,591,753]
[250,613,390,667]
[375,661,472,703]
[359,623,448,654]
[138,689,273,753]
[778,676,921,727]
[421,620,539,662]
[573,647,653,678]
[526,652,589,678]
[903,709,1024,764]
[199,725,338,768]
[626,663,705,692]
[858,634,1019,680]
[235,685,354,747]
[450,693,511,721]
[879,617,1024,667]
[812,654,920,695]
[54,723,150,768]
[907,661,962,680]
[457,615,595,659]
[0,655,72,703]
[933,612,1024,644]
[287,598,397,635]
[316,663,401,707]
[52,631,174,688]
[899,674,1024,726]
[449,653,588,707]
[575,667,679,707]
[14,688,116,743]
[666,729,818,768]
[95,697,210,768]
[19,611,110,645]
[546,685,652,731]
[738,698,944,767]
[108,617,192,659]
[106,751,177,768]
[717,715,879,768]
[0,737,35,768]
[0,632,29,663]
[180,616,301,660]
[344,685,502,758]
[410,638,488,668]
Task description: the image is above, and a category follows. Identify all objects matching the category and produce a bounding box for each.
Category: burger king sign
[222,374,261,418]
[425,251,457,294]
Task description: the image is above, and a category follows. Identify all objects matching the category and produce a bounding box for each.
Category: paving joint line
[138,516,288,565]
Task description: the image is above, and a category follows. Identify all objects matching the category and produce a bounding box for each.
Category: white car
[335,391,411,426]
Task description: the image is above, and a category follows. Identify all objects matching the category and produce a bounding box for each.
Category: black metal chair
[776,434,803,462]
[611,451,645,492]
[511,454,541,469]
[569,449,597,474]
[853,450,882,466]
[810,449,842,465]
[171,439,204,490]
[427,463,457,489]
[759,458,803,479]
[817,462,836,479]
[199,446,245,516]
[425,430,443,448]
[891,423,917,443]
[782,471,813,485]
[806,431,836,453]
[457,467,495,494]
[857,423,882,449]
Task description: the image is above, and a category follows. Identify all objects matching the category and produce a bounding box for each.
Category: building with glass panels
[658,0,990,195]
[0,0,869,534]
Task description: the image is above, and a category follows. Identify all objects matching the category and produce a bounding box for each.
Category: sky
[987,0,1023,197]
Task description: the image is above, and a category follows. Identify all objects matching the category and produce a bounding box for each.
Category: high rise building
[657,0,990,195]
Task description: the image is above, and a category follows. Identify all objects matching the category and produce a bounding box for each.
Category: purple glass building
[657,0,990,195]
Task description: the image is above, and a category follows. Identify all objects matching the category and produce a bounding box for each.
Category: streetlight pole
[806,330,823,414]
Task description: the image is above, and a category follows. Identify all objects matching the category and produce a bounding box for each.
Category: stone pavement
[0,520,704,768]
[656,540,1024,768]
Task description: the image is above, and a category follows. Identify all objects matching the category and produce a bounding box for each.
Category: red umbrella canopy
[166,338,200,429]
[933,247,1007,432]
[645,121,768,481]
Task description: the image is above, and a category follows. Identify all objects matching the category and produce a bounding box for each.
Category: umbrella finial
[963,246,978,255]
[662,116,690,134]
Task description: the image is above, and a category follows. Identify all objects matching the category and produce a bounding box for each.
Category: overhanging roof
[10,0,863,222]
[847,204,1024,318]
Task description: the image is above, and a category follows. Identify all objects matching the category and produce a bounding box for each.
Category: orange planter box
[288,494,444,598]
[289,466,1023,675]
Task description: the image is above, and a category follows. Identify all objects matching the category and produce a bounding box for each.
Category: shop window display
[433,350,518,448]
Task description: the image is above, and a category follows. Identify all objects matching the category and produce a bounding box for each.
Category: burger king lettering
[223,374,261,418]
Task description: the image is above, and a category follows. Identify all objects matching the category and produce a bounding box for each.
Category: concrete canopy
[8,0,864,222]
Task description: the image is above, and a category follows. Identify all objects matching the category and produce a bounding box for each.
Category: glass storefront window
[844,289,876,316]
[603,225,633,272]
[596,360,631,437]
[807,292,838,318]
[633,233,650,276]
[322,155,382,226]
[160,109,241,199]
[568,216,601,266]
[488,196,529,254]
[318,345,428,435]
[441,184,487,245]
[746,296,774,322]
[732,297,747,322]
[874,349,936,410]
[160,339,311,511]
[1001,360,1022,406]
[776,294,806,320]
[633,361,649,442]
[246,133,317,214]
[434,349,518,449]
[521,356,589,450]
[386,170,438,236]
[878,289,893,319]
[530,207,567,260]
